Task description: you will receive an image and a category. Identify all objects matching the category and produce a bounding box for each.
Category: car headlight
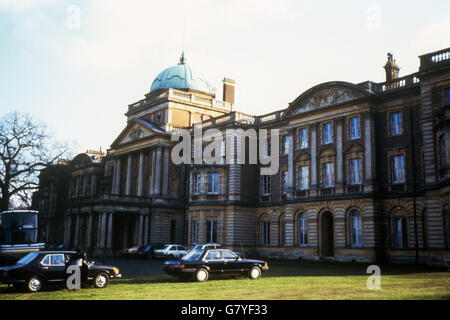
[113,268,119,274]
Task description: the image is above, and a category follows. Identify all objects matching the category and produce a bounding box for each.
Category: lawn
[0,259,448,300]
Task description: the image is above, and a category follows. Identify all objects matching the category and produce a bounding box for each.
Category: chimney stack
[222,78,235,104]
[384,52,400,82]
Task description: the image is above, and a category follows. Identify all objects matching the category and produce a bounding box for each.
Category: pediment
[121,125,152,144]
[285,82,372,117]
[319,147,336,157]
[110,119,167,148]
[344,142,364,154]
[295,150,310,161]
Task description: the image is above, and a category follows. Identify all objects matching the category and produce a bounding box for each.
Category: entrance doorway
[320,211,334,257]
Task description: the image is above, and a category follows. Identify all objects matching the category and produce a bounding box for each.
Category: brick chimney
[384,52,400,82]
[222,78,235,104]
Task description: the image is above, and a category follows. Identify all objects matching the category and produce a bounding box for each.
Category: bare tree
[0,112,69,211]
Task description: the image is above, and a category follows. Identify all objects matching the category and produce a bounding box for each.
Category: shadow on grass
[264,259,448,277]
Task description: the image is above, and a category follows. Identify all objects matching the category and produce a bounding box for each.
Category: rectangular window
[193,174,201,194]
[350,117,360,139]
[191,221,198,243]
[282,136,290,155]
[323,162,334,187]
[207,173,219,194]
[391,112,403,136]
[281,171,289,194]
[297,128,308,149]
[262,221,270,246]
[323,122,333,144]
[298,166,309,190]
[261,175,271,195]
[206,220,218,243]
[392,155,405,184]
[394,217,408,248]
[349,158,362,185]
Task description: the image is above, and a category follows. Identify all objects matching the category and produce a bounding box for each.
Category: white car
[189,243,222,251]
[153,244,188,259]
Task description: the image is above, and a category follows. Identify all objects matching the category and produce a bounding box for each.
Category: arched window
[350,210,362,247]
[260,216,270,246]
[297,213,308,246]
[394,215,408,248]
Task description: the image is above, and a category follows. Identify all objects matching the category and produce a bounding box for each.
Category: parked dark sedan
[164,249,269,282]
[0,251,122,292]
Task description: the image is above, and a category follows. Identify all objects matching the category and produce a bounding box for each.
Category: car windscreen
[181,249,203,261]
[16,252,39,265]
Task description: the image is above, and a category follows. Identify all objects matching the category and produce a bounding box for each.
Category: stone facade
[34,48,450,265]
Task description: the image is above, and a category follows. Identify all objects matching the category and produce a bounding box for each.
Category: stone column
[96,214,102,247]
[91,175,98,197]
[87,214,93,248]
[150,150,157,195]
[310,123,318,196]
[114,158,121,195]
[137,152,145,197]
[82,175,87,197]
[364,111,375,192]
[64,215,72,247]
[74,215,80,247]
[287,130,294,198]
[100,213,107,248]
[125,154,132,196]
[107,213,113,249]
[123,219,128,248]
[144,215,149,245]
[138,214,144,246]
[155,147,162,195]
[75,177,79,198]
[336,117,344,194]
[162,147,169,195]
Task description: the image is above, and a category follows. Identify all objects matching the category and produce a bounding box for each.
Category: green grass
[0,260,448,300]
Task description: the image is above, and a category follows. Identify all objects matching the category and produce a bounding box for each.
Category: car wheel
[93,272,110,289]
[195,268,209,282]
[168,254,174,260]
[26,276,44,293]
[249,267,261,280]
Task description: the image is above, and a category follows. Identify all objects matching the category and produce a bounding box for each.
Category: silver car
[189,243,222,251]
[153,244,188,259]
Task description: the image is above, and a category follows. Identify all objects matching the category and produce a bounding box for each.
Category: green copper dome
[150,52,213,94]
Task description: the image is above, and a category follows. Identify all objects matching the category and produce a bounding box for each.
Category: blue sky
[0,0,449,154]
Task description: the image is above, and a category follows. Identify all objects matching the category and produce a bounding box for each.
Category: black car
[164,249,269,282]
[0,251,122,292]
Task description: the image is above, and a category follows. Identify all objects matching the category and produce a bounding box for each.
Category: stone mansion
[33,47,450,265]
